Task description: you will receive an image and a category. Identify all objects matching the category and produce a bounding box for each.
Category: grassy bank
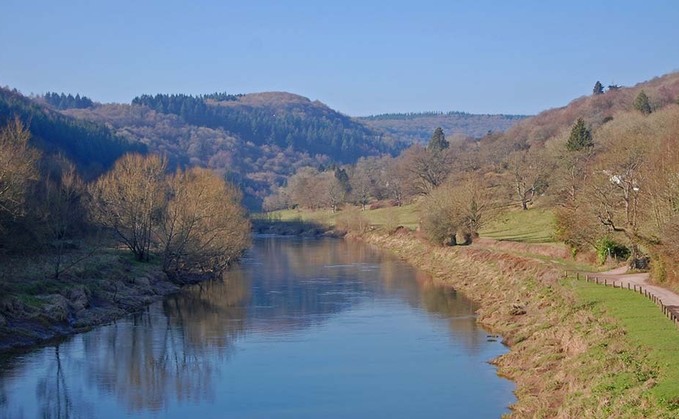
[570,281,679,405]
[358,230,679,417]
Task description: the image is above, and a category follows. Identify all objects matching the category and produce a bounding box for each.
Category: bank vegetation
[0,118,250,350]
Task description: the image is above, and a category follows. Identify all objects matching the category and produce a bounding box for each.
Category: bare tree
[89,154,167,261]
[0,118,40,229]
[507,149,550,210]
[37,161,94,278]
[159,167,250,275]
[401,145,453,196]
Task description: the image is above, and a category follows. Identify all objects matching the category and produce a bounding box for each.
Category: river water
[0,237,514,418]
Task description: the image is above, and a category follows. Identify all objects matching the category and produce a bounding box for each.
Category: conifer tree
[593,81,604,95]
[427,127,449,153]
[566,118,593,151]
[634,90,652,115]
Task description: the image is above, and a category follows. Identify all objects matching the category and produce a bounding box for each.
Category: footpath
[584,267,679,325]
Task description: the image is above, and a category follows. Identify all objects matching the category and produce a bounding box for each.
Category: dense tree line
[43,92,94,110]
[0,88,145,177]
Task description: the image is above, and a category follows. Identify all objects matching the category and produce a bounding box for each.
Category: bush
[420,189,459,246]
[595,236,631,265]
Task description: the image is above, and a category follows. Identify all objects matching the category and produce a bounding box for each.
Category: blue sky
[1,1,678,116]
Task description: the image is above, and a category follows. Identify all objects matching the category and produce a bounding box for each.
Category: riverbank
[356,230,677,417]
[0,248,215,352]
[0,220,325,353]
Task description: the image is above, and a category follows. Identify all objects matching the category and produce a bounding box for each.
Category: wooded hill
[0,88,145,177]
[359,111,528,144]
[60,92,403,208]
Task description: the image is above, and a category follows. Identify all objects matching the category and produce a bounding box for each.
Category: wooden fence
[569,271,679,328]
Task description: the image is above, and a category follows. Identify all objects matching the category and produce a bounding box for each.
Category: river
[0,237,514,418]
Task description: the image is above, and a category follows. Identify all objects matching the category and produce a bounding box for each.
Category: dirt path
[587,267,679,318]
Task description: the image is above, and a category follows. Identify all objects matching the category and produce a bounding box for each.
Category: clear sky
[1,1,678,116]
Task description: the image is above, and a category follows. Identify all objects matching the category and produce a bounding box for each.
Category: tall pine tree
[427,127,449,153]
[566,118,593,151]
[593,81,604,95]
[633,90,652,115]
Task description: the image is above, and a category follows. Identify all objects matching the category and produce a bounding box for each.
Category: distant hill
[64,91,404,209]
[0,88,145,177]
[358,111,529,144]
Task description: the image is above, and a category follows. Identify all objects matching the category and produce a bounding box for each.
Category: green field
[265,204,421,231]
[570,279,679,406]
[480,207,556,243]
[264,204,557,242]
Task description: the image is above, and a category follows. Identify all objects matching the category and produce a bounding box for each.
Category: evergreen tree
[634,90,652,115]
[427,127,449,153]
[334,167,351,194]
[566,118,593,151]
[593,81,604,95]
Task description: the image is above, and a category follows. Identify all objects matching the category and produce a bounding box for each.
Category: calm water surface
[0,237,514,418]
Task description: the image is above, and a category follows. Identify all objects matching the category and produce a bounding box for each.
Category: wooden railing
[568,271,679,327]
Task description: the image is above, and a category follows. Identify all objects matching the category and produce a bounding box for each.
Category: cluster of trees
[43,92,94,110]
[554,105,679,273]
[0,118,249,279]
[265,126,505,244]
[90,154,250,276]
[132,93,397,163]
[64,100,342,209]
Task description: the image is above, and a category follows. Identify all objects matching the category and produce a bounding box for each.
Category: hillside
[63,92,403,208]
[0,88,145,177]
[358,111,528,143]
[268,71,679,284]
[485,72,679,152]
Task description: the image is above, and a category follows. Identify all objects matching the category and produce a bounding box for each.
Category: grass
[569,279,679,406]
[265,204,556,243]
[481,207,556,243]
[263,203,421,231]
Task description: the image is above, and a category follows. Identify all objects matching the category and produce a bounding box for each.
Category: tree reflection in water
[0,237,502,417]
[80,271,248,413]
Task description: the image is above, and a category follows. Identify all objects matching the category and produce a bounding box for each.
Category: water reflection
[0,237,513,418]
[81,272,249,413]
